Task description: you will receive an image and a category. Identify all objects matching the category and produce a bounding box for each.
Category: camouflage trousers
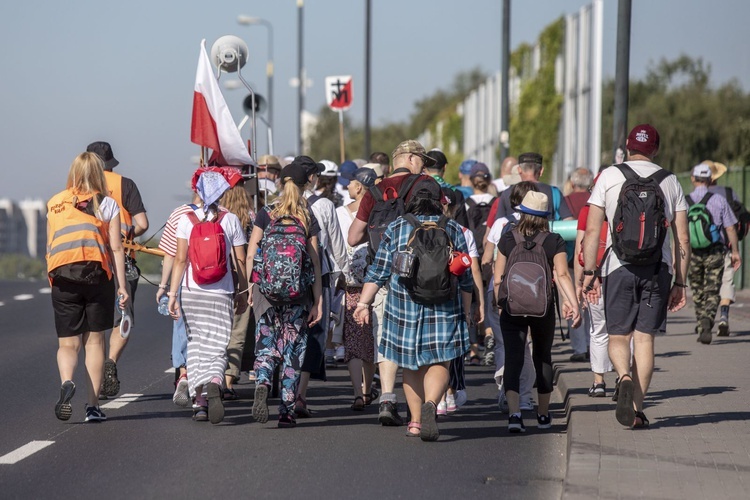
[688,247,725,331]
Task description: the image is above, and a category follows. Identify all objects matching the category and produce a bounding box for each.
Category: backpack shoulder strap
[466,198,477,209]
[614,163,637,181]
[397,174,421,200]
[307,194,321,207]
[511,228,524,245]
[402,213,421,230]
[699,193,713,205]
[532,231,550,248]
[648,168,673,184]
[437,215,450,230]
[186,211,200,225]
[686,195,695,207]
[369,185,384,202]
[725,187,734,201]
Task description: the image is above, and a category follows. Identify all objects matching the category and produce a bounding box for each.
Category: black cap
[406,177,442,204]
[426,150,448,169]
[86,141,119,170]
[280,163,308,188]
[518,152,543,165]
[351,167,377,188]
[293,155,324,176]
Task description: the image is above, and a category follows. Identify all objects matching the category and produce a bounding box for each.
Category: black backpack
[399,214,455,305]
[609,163,673,266]
[724,187,750,241]
[366,173,420,263]
[466,196,496,258]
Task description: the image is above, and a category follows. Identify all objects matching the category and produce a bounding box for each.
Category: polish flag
[191,39,256,166]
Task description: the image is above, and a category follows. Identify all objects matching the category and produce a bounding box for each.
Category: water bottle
[118,294,132,339]
[158,295,170,316]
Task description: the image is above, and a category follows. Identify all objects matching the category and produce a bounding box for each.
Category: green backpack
[687,193,720,250]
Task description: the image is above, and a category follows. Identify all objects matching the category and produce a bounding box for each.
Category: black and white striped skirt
[180,289,233,397]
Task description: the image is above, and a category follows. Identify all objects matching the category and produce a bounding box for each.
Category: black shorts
[603,264,672,335]
[52,278,116,338]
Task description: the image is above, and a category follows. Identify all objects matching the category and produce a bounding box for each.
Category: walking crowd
[46,125,746,439]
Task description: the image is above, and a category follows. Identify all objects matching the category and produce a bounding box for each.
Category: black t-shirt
[496,182,572,221]
[121,177,147,216]
[498,230,566,266]
[253,206,321,237]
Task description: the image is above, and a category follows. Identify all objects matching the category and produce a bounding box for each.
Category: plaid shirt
[365,215,473,370]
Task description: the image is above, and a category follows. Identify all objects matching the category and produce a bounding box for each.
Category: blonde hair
[220,184,252,229]
[66,152,109,214]
[270,178,310,231]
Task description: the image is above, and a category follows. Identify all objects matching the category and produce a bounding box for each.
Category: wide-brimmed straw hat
[702,160,727,181]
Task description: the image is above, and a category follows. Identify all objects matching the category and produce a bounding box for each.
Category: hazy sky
[1,0,748,227]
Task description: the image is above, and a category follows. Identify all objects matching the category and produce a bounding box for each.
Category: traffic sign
[325,75,353,111]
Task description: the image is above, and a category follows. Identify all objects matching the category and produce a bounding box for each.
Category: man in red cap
[581,124,690,429]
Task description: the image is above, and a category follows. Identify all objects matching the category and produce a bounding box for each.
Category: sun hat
[702,160,727,181]
[515,191,550,217]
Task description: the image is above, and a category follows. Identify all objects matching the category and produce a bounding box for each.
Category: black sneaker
[278,412,297,428]
[378,401,404,426]
[55,380,76,421]
[508,414,526,433]
[103,359,120,397]
[252,384,269,423]
[718,319,730,337]
[84,404,107,422]
[588,382,606,398]
[206,382,224,424]
[536,413,552,429]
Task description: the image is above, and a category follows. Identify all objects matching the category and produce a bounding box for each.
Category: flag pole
[338,109,345,164]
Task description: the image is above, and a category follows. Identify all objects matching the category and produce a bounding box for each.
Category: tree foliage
[601,55,750,171]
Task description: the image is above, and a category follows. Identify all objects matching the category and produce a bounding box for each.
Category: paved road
[0,280,567,499]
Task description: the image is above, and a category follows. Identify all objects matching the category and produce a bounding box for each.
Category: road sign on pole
[325,75,353,111]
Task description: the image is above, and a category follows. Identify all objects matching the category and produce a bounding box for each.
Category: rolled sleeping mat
[550,220,578,242]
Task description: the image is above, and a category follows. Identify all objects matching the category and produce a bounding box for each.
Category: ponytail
[270,179,310,232]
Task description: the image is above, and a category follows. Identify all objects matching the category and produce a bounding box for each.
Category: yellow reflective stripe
[51,223,101,242]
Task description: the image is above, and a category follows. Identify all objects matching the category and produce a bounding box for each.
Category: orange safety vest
[46,189,112,283]
[103,170,133,236]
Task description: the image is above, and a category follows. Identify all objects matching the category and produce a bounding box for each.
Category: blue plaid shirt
[365,215,474,370]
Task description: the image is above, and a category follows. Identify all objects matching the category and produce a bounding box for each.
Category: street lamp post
[297,0,304,155]
[237,15,274,138]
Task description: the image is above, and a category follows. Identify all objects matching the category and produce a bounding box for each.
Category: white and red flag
[191,39,255,166]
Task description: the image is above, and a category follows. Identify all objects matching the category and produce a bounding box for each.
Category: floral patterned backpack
[255,212,314,302]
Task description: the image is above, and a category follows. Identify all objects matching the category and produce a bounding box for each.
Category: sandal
[632,411,650,429]
[615,374,636,427]
[350,396,365,411]
[468,355,481,366]
[405,421,421,437]
[364,388,380,406]
[223,387,239,401]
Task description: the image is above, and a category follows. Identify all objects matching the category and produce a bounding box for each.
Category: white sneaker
[446,393,457,413]
[334,345,345,362]
[455,389,467,408]
[173,376,190,407]
[437,401,448,416]
[519,400,535,412]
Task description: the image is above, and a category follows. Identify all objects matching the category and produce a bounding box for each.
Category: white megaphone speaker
[243,93,267,116]
[210,35,248,73]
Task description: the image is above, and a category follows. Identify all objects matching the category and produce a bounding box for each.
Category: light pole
[237,15,274,136]
[297,0,304,154]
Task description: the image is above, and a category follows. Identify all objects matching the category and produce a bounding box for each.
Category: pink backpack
[187,211,228,285]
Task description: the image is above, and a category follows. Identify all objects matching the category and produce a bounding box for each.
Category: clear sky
[1,0,748,227]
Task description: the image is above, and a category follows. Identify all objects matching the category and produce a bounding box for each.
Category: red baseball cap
[626,124,660,158]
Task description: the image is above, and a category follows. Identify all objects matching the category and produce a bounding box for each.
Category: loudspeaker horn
[243,93,267,115]
[210,35,248,73]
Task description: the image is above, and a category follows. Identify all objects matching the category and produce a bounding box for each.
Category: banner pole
[338,109,345,164]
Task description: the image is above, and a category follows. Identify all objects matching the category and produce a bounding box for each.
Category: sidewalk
[555,289,750,499]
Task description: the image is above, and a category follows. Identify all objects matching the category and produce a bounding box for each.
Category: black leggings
[500,308,555,395]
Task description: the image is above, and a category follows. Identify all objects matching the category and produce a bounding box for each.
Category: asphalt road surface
[0,279,567,499]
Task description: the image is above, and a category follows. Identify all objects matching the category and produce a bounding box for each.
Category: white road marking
[165,367,175,374]
[100,393,143,410]
[13,294,34,301]
[0,302,4,307]
[38,287,51,294]
[0,441,55,465]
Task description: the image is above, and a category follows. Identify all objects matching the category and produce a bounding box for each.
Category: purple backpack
[255,213,314,302]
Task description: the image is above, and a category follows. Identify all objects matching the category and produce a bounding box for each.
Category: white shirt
[461,226,479,259]
[492,178,508,194]
[466,193,495,212]
[587,160,688,276]
[305,191,347,275]
[336,203,368,285]
[175,207,246,293]
[336,183,353,206]
[96,196,120,223]
[486,213,520,246]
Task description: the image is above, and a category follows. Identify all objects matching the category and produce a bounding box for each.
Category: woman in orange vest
[47,152,128,423]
